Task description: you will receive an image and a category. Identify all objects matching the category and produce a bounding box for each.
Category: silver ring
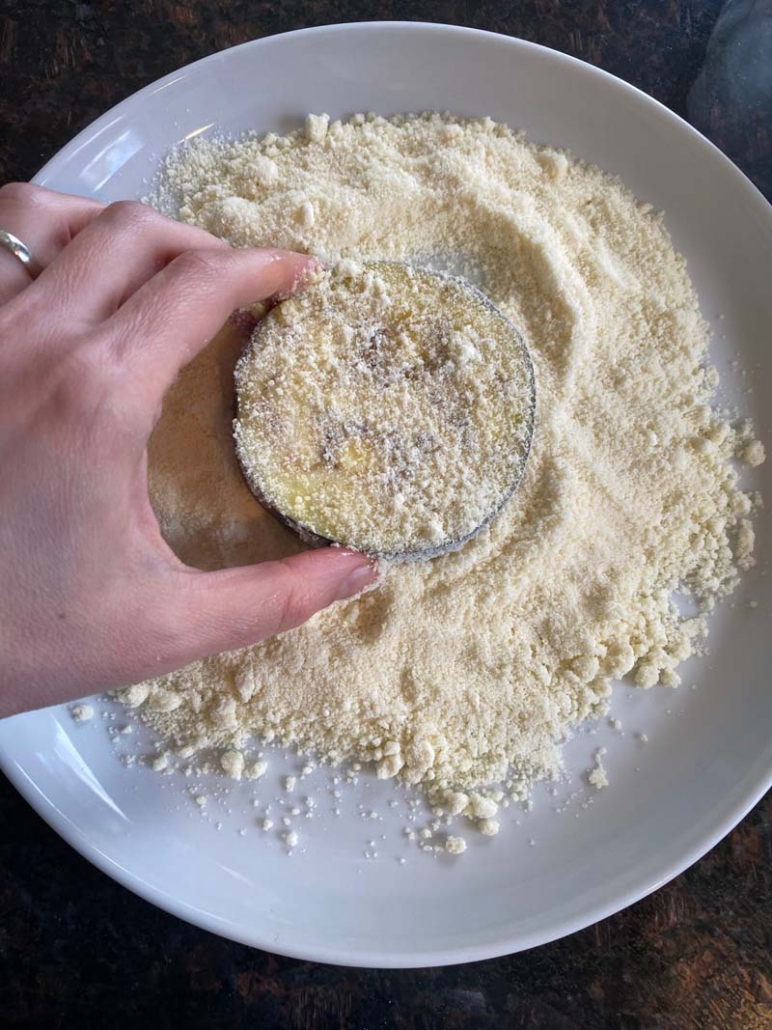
[0,228,42,279]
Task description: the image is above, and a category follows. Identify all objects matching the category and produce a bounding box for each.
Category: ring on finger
[0,228,43,279]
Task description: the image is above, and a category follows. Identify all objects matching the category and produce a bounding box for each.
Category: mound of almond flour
[118,112,763,817]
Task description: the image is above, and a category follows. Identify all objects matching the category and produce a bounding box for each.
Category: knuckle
[103,199,162,231]
[0,181,48,210]
[172,247,229,280]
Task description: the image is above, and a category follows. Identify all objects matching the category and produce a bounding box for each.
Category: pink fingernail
[335,561,379,601]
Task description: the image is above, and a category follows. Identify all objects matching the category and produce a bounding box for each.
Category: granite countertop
[1,2,771,1027]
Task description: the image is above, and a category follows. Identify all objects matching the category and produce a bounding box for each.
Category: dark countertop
[1,2,771,1027]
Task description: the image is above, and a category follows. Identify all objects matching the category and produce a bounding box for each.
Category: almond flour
[118,113,763,828]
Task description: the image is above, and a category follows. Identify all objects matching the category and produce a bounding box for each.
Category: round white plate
[2,23,771,968]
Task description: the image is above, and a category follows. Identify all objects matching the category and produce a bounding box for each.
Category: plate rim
[4,20,772,968]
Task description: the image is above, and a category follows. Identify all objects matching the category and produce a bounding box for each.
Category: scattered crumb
[478,819,500,837]
[742,439,765,467]
[70,704,94,723]
[445,836,467,855]
[220,750,245,780]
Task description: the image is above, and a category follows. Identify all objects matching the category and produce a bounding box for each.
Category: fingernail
[335,560,379,601]
[268,257,321,305]
[291,256,323,291]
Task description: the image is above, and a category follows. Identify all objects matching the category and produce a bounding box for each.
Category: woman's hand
[0,184,376,717]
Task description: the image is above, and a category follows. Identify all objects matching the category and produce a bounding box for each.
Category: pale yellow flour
[118,113,763,824]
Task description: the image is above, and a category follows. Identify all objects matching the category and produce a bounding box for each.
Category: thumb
[162,548,378,666]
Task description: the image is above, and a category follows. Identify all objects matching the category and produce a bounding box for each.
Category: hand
[0,184,376,718]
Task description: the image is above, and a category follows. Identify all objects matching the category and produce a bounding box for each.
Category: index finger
[104,246,316,402]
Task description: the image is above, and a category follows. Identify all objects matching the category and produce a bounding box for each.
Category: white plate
[2,23,771,968]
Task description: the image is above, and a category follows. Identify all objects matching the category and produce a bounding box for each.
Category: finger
[27,200,229,323]
[0,183,103,304]
[161,549,378,666]
[106,247,316,404]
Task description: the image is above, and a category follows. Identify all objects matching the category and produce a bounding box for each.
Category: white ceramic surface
[1,23,771,968]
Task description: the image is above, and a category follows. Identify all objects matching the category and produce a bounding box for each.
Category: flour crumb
[468,794,499,821]
[117,683,150,708]
[297,200,315,229]
[588,756,609,790]
[220,750,245,780]
[741,439,765,467]
[445,835,467,855]
[70,704,94,723]
[246,759,268,779]
[304,113,329,143]
[478,819,500,837]
[443,791,470,816]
